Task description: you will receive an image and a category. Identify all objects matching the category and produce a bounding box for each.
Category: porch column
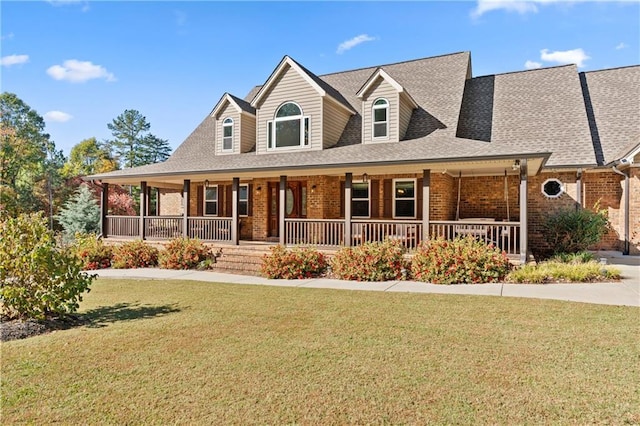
[231,177,239,245]
[279,176,286,245]
[422,169,430,242]
[182,180,190,237]
[139,181,147,240]
[344,173,352,247]
[100,182,109,237]
[576,169,583,209]
[519,159,528,264]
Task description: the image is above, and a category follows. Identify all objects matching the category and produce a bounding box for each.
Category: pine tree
[55,184,100,241]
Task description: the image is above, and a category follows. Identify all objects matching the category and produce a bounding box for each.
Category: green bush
[0,213,95,320]
[411,236,511,284]
[112,240,159,269]
[73,233,112,270]
[159,237,211,270]
[543,203,609,255]
[550,251,595,264]
[507,261,620,283]
[261,245,327,279]
[331,240,407,282]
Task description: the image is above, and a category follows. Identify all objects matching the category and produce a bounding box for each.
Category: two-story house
[88,51,640,260]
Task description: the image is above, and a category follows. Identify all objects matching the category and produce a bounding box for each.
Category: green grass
[2,279,639,424]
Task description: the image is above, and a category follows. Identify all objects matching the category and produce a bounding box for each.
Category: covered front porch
[99,156,542,263]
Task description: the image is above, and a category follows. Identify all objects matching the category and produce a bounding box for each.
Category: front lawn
[2,279,638,424]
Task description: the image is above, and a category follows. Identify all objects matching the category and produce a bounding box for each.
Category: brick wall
[630,168,640,255]
[159,189,182,215]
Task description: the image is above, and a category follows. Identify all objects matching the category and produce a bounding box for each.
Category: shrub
[550,251,595,264]
[0,213,95,320]
[73,233,112,270]
[55,184,101,243]
[411,236,511,284]
[159,237,211,270]
[261,245,327,279]
[331,239,407,282]
[542,203,609,255]
[112,240,159,269]
[507,261,620,283]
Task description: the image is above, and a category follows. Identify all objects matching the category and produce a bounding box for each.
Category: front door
[267,181,307,238]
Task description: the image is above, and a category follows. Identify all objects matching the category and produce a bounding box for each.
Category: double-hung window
[393,179,416,218]
[372,98,389,139]
[267,102,310,149]
[204,185,218,216]
[239,184,249,216]
[352,182,370,218]
[222,118,233,151]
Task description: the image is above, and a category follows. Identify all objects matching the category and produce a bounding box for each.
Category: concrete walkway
[94,251,639,307]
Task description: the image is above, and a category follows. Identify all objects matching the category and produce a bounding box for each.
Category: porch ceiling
[95,156,546,186]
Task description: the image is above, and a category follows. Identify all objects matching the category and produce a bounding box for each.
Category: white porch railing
[284,219,344,247]
[429,220,520,255]
[188,217,233,241]
[351,219,423,250]
[145,216,183,239]
[105,215,139,238]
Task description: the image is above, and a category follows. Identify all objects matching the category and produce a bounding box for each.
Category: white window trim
[372,98,389,141]
[351,180,370,218]
[203,184,219,217]
[239,183,249,217]
[222,117,233,152]
[392,178,416,219]
[541,178,565,199]
[267,102,310,151]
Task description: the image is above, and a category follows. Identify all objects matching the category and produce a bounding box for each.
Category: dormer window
[373,98,389,139]
[222,118,233,151]
[267,102,310,150]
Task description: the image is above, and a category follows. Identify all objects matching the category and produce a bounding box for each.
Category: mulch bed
[1,316,88,342]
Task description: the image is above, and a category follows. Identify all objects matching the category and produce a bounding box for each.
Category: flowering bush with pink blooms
[411,236,511,284]
[261,245,327,279]
[331,239,408,282]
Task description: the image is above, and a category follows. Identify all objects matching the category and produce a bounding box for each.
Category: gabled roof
[211,92,256,118]
[355,67,419,108]
[579,65,640,166]
[456,65,596,167]
[250,55,356,114]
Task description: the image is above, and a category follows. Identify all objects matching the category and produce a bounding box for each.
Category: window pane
[276,102,301,117]
[223,125,232,137]
[205,187,217,201]
[205,201,217,216]
[301,187,307,216]
[374,108,387,122]
[239,201,248,216]
[304,117,310,145]
[395,200,415,217]
[352,182,369,199]
[276,119,301,147]
[223,137,232,150]
[268,122,273,149]
[352,200,369,217]
[374,99,388,106]
[239,185,248,201]
[395,181,414,198]
[374,123,387,138]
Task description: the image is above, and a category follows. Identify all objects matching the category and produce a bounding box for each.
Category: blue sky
[2,1,638,156]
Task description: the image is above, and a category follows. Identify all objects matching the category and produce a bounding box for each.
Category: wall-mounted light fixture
[311,184,317,193]
[204,179,210,187]
[362,173,369,183]
[512,160,521,171]
[256,185,262,194]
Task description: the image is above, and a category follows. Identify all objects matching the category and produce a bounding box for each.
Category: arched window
[372,98,389,139]
[222,118,233,151]
[267,102,310,149]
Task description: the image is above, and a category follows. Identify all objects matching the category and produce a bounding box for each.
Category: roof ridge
[318,51,470,78]
[472,63,576,79]
[580,64,640,74]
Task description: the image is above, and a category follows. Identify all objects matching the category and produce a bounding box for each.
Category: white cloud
[615,42,627,50]
[472,0,539,18]
[47,59,116,83]
[47,0,90,11]
[540,48,590,67]
[1,33,14,41]
[1,54,29,67]
[44,111,73,123]
[524,60,542,69]
[336,34,376,54]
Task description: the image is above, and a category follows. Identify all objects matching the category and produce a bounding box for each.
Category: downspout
[611,163,630,255]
